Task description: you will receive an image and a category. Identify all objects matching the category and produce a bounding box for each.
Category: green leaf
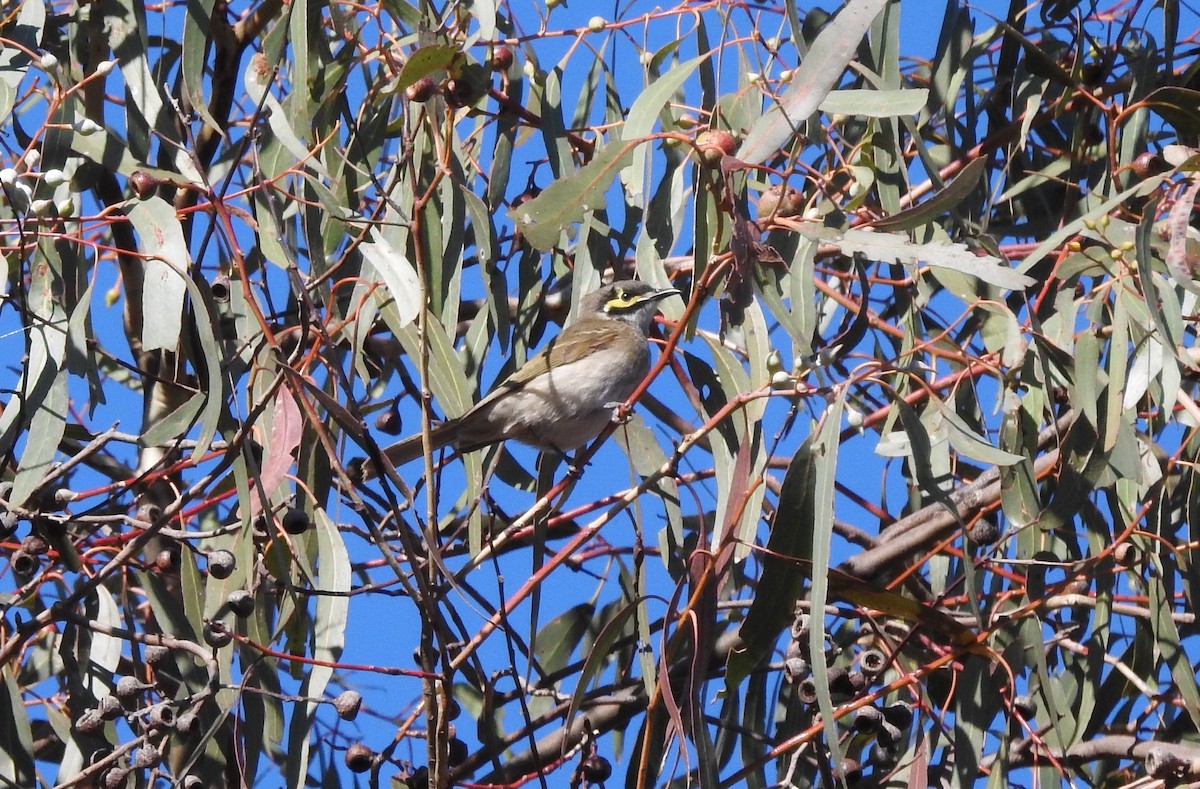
[562,597,639,742]
[737,0,888,164]
[534,604,591,677]
[1147,551,1200,732]
[817,87,929,117]
[4,238,68,507]
[508,141,639,250]
[127,197,190,352]
[360,229,422,328]
[243,55,330,181]
[789,222,1035,291]
[111,0,181,160]
[620,53,711,206]
[727,391,842,690]
[397,44,460,93]
[871,157,988,232]
[805,392,845,773]
[181,0,225,136]
[614,416,685,573]
[84,587,123,695]
[0,665,34,786]
[0,0,43,121]
[140,391,205,447]
[286,508,350,789]
[934,402,1025,466]
[1143,86,1200,136]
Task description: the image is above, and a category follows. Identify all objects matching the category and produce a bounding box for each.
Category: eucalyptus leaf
[127,197,190,352]
[817,87,929,117]
[509,141,639,250]
[787,221,1036,290]
[737,0,888,164]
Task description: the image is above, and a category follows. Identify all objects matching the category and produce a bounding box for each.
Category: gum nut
[694,129,736,165]
[491,46,514,71]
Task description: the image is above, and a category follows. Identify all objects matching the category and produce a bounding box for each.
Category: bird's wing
[471,319,622,409]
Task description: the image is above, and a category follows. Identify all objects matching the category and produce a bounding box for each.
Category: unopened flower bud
[74,119,103,136]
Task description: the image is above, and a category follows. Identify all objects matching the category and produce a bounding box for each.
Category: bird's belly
[465,347,650,452]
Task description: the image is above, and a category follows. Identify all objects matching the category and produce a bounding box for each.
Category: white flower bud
[93,60,115,77]
[74,118,103,136]
[23,149,40,168]
[56,197,74,216]
[42,168,65,186]
[587,16,606,32]
[39,53,58,71]
[0,168,17,187]
[10,182,32,211]
[30,199,54,216]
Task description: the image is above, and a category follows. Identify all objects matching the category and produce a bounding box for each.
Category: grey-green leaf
[509,141,638,250]
[737,0,889,164]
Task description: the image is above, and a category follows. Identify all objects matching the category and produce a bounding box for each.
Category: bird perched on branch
[359,280,680,479]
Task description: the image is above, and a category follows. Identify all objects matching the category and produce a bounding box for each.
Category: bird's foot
[606,401,634,424]
[554,447,589,478]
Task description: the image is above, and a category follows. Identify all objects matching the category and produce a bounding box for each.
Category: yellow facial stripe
[605,288,642,312]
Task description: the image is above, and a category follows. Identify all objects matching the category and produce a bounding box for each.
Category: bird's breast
[457,328,652,453]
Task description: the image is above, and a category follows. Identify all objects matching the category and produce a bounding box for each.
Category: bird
[360,280,680,478]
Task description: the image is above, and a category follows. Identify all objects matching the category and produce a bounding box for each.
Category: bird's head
[581,280,680,334]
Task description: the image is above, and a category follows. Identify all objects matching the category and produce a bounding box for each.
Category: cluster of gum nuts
[783,609,914,781]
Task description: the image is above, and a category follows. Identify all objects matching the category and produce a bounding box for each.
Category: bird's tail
[354,421,458,481]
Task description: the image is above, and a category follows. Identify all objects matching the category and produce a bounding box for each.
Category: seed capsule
[405,76,437,103]
[203,622,232,648]
[859,648,887,677]
[227,589,255,617]
[129,171,158,200]
[694,129,736,165]
[76,709,105,734]
[334,690,362,720]
[207,550,235,579]
[97,695,123,720]
[345,742,374,773]
[580,754,612,783]
[851,705,882,733]
[132,746,160,769]
[147,704,176,729]
[115,675,145,701]
[282,507,310,535]
[447,737,468,767]
[491,46,514,71]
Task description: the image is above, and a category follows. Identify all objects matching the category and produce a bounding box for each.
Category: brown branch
[840,412,1075,579]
